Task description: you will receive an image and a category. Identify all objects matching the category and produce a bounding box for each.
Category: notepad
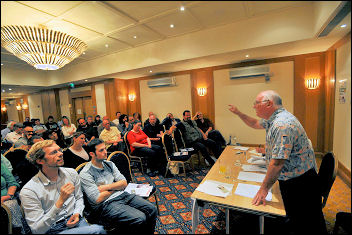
[196,180,234,198]
[233,146,249,151]
[237,171,266,183]
[234,183,272,201]
[241,164,267,173]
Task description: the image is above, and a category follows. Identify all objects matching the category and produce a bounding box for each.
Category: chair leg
[154,193,160,215]
[164,162,170,178]
[139,159,144,174]
[181,163,186,177]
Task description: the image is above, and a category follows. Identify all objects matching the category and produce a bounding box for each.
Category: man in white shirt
[112,111,121,126]
[5,123,23,144]
[20,140,106,234]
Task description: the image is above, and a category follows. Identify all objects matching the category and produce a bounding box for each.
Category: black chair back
[124,131,132,155]
[108,151,133,183]
[163,134,176,156]
[318,152,337,208]
[173,129,185,151]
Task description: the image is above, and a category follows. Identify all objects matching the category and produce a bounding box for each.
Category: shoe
[147,171,156,177]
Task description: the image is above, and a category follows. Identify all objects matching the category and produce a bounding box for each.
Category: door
[72,96,94,122]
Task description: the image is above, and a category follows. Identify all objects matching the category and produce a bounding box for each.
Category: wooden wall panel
[22,95,30,118]
[294,52,326,153]
[91,84,97,117]
[1,100,8,125]
[114,79,128,115]
[126,78,141,116]
[41,90,58,123]
[191,68,215,124]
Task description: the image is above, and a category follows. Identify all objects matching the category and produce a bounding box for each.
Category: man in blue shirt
[229,90,326,234]
[79,138,157,233]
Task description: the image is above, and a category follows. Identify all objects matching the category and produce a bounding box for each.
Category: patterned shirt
[260,108,318,181]
[99,126,122,149]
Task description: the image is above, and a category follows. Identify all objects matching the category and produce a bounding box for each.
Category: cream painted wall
[59,88,70,118]
[333,37,351,171]
[214,61,294,144]
[28,94,44,121]
[95,83,106,117]
[6,102,19,122]
[139,74,192,122]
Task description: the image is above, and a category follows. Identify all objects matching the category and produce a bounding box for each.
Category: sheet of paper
[247,157,266,165]
[233,146,249,151]
[237,171,266,183]
[124,183,153,197]
[196,180,234,198]
[241,164,267,173]
[234,183,272,201]
[248,150,263,157]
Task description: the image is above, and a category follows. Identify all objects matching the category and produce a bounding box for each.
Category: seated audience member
[77,118,98,143]
[61,116,77,145]
[29,135,44,145]
[143,114,164,146]
[99,120,125,153]
[194,112,226,147]
[112,111,121,126]
[2,121,16,141]
[14,126,34,150]
[5,123,23,144]
[63,132,90,169]
[45,115,60,133]
[1,153,13,173]
[128,115,134,124]
[161,113,181,135]
[133,112,142,127]
[23,117,33,127]
[20,140,106,234]
[143,112,160,127]
[57,115,67,130]
[176,110,223,166]
[1,162,31,234]
[33,119,47,136]
[79,138,157,233]
[127,120,166,177]
[97,116,117,136]
[46,129,67,149]
[117,114,133,137]
[94,115,102,127]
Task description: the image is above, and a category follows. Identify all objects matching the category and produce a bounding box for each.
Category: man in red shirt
[127,120,166,177]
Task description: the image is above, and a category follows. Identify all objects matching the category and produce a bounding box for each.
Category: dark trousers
[132,144,166,173]
[208,130,226,146]
[97,192,157,234]
[107,142,127,154]
[279,168,327,234]
[188,138,221,166]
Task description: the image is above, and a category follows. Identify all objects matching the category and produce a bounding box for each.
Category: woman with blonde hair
[61,117,76,145]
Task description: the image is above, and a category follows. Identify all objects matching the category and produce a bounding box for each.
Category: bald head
[259,90,282,107]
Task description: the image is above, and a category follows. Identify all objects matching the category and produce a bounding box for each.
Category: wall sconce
[305,78,320,90]
[22,104,28,109]
[16,104,22,111]
[128,94,136,101]
[197,87,207,96]
[1,106,7,112]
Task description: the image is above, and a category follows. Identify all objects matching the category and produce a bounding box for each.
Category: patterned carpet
[132,165,351,234]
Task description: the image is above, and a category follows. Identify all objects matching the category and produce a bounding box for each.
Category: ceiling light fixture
[1,25,87,70]
[170,24,174,28]
[180,6,185,11]
[245,54,250,58]
[133,35,137,39]
[340,24,347,28]
[105,44,109,48]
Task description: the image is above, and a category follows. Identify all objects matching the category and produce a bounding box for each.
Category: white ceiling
[1,1,351,99]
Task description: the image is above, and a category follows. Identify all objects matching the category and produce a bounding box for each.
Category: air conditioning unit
[229,65,271,81]
[147,77,176,88]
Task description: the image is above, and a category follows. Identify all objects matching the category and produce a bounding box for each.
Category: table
[191,146,286,234]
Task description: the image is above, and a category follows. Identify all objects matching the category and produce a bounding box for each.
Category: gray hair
[262,90,282,107]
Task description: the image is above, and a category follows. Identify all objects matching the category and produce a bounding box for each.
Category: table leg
[259,215,264,234]
[191,198,199,233]
[225,208,229,234]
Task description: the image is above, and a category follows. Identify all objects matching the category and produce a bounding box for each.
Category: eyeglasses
[48,148,63,156]
[253,100,269,106]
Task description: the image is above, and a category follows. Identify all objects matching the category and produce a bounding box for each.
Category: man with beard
[77,118,98,143]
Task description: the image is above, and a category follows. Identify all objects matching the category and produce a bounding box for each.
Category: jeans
[132,144,166,173]
[97,192,157,234]
[46,217,106,234]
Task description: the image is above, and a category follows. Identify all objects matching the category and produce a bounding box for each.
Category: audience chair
[3,148,38,188]
[318,152,338,208]
[123,131,145,174]
[333,212,352,234]
[107,151,160,215]
[173,129,206,168]
[1,203,12,234]
[161,134,192,177]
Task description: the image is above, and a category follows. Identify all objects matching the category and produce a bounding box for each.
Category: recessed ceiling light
[245,54,250,58]
[105,44,109,48]
[180,6,185,11]
[149,70,153,73]
[85,79,88,82]
[2,90,5,92]
[133,35,137,39]
[1,63,3,66]
[340,24,347,28]
[83,52,86,55]
[8,88,12,91]
[170,24,174,28]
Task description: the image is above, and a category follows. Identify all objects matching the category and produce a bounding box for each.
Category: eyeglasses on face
[253,100,269,106]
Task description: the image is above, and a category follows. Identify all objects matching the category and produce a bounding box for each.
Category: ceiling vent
[229,65,272,81]
[318,1,351,37]
[147,77,176,88]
